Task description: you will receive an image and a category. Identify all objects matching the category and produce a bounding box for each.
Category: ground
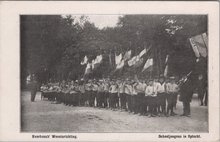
[21,91,208,132]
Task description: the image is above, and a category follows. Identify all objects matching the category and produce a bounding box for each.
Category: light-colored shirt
[155,82,166,93]
[110,84,118,93]
[92,84,99,91]
[145,85,157,97]
[103,83,109,92]
[166,83,179,93]
[124,84,133,95]
[132,84,138,95]
[118,83,125,93]
[135,82,147,93]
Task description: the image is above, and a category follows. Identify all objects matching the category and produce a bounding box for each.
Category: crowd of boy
[40,76,180,117]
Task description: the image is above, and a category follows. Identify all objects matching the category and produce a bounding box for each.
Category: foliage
[21,15,207,85]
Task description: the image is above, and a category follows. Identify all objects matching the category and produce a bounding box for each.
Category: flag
[123,50,131,61]
[92,55,103,70]
[138,48,147,58]
[128,56,138,66]
[80,56,88,65]
[95,55,103,64]
[164,65,168,77]
[189,33,208,58]
[115,53,122,65]
[84,63,92,74]
[142,58,153,72]
[91,59,95,69]
[116,60,125,70]
[165,55,169,64]
[133,58,144,68]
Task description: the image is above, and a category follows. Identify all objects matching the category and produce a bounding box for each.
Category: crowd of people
[40,76,182,117]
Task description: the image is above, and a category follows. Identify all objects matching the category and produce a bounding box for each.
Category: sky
[72,15,122,29]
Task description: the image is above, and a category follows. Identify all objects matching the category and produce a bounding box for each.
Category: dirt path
[21,91,208,132]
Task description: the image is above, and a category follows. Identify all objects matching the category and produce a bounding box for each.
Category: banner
[115,53,122,65]
[189,33,208,58]
[138,48,147,58]
[116,60,125,70]
[142,58,153,72]
[92,55,103,70]
[128,56,138,66]
[123,50,131,61]
[164,65,168,77]
[84,63,92,74]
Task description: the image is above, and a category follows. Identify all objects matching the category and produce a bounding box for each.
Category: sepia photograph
[20,14,208,133]
[0,1,219,141]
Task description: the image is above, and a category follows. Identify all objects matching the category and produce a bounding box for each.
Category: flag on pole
[92,55,103,70]
[116,60,125,70]
[142,58,153,72]
[123,50,131,61]
[81,55,88,65]
[115,53,122,65]
[128,56,138,66]
[165,55,169,64]
[133,58,144,68]
[164,65,168,77]
[138,48,147,58]
[84,63,92,74]
[189,33,208,58]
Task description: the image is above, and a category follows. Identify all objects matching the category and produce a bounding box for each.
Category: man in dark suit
[179,74,196,117]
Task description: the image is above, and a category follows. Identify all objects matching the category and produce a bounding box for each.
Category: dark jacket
[179,78,195,102]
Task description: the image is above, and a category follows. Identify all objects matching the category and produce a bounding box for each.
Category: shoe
[180,114,186,116]
[171,112,177,116]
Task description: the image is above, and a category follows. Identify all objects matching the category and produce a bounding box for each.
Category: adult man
[179,74,195,117]
[197,74,206,106]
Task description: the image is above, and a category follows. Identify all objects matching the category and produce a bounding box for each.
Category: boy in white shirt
[156,76,166,116]
[135,80,147,115]
[166,77,179,116]
[109,81,118,109]
[124,80,133,112]
[145,79,157,117]
[118,80,126,110]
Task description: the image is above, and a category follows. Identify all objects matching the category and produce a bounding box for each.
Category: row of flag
[80,32,207,77]
[81,47,156,75]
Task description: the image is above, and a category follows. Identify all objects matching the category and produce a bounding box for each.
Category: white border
[0,1,219,141]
